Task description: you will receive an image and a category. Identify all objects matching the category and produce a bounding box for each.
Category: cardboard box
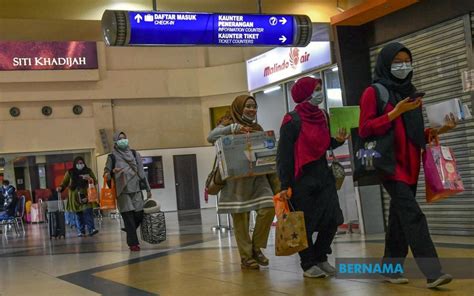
[216,131,277,180]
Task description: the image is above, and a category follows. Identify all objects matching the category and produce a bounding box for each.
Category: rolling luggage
[48,193,66,239]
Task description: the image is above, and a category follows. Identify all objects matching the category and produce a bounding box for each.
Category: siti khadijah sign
[0,41,98,71]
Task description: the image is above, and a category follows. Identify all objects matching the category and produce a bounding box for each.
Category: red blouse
[359,86,429,185]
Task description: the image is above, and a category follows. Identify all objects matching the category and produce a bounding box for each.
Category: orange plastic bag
[272,188,292,217]
[87,180,98,203]
[100,176,117,210]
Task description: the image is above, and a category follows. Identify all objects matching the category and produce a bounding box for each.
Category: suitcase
[48,195,66,239]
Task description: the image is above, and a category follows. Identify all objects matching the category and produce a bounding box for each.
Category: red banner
[0,41,98,71]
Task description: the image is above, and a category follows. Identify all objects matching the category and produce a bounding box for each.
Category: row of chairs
[0,195,26,238]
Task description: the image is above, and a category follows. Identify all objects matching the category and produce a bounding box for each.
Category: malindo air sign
[0,41,98,71]
[246,41,331,91]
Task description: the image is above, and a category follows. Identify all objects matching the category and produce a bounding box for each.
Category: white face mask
[76,163,85,170]
[391,62,413,79]
[242,114,256,123]
[309,90,324,106]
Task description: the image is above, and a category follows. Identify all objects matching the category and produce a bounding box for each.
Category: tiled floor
[0,209,473,296]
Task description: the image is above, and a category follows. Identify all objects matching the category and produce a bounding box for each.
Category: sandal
[241,258,259,270]
[253,249,269,266]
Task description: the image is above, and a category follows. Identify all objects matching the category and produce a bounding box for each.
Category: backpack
[286,109,346,190]
[108,150,148,190]
[351,83,395,186]
[108,149,138,172]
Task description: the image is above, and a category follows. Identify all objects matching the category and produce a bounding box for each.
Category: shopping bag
[423,135,464,203]
[100,176,117,210]
[141,211,166,244]
[87,180,98,203]
[273,190,308,256]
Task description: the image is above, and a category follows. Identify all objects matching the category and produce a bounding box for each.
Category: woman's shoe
[89,229,99,236]
[252,249,269,266]
[241,258,259,270]
[129,245,141,252]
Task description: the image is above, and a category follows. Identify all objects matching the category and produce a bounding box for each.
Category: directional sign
[102,10,312,47]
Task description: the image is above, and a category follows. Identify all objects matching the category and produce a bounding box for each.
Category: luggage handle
[56,188,64,212]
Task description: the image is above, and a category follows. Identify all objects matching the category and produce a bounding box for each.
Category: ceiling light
[263,86,281,94]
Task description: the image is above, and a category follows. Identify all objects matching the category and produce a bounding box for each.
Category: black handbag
[351,83,395,186]
[351,127,395,186]
[76,191,89,205]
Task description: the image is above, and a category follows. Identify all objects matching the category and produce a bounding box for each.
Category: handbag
[423,134,464,203]
[351,127,395,185]
[351,83,395,185]
[321,110,346,190]
[205,156,225,196]
[329,148,345,190]
[76,191,88,205]
[141,210,166,244]
[100,176,117,210]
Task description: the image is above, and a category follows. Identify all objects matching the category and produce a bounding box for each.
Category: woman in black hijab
[358,42,456,288]
[58,156,99,237]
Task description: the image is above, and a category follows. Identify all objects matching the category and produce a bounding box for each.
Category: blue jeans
[76,208,96,235]
[0,211,9,220]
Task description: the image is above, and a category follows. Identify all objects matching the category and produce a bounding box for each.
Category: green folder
[328,106,360,136]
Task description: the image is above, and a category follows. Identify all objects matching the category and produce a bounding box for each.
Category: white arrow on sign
[279,17,287,25]
[134,14,143,23]
[279,35,287,43]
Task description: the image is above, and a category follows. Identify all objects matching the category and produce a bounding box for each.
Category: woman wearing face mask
[104,132,152,251]
[207,95,275,270]
[276,77,348,278]
[359,42,456,288]
[57,157,99,237]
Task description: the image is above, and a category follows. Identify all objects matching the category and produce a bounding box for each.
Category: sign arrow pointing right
[279,17,287,25]
[279,35,287,43]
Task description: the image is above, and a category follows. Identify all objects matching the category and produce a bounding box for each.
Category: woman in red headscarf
[277,77,348,278]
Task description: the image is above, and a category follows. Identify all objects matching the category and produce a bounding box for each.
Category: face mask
[309,90,324,106]
[242,114,256,123]
[117,138,129,150]
[76,163,85,170]
[391,62,413,79]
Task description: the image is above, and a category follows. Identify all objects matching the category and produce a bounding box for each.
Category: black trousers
[291,160,342,271]
[382,180,442,279]
[121,210,144,247]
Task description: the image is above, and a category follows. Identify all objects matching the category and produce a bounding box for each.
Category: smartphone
[409,92,425,101]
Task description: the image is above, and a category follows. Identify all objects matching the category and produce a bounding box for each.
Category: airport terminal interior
[0,0,473,295]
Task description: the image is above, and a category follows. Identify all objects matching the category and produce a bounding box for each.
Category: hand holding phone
[409,92,425,101]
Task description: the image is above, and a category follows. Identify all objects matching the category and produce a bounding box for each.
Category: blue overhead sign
[102,11,312,47]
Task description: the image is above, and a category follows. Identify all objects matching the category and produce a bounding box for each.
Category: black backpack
[351,83,395,186]
[107,150,148,190]
[108,149,139,172]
